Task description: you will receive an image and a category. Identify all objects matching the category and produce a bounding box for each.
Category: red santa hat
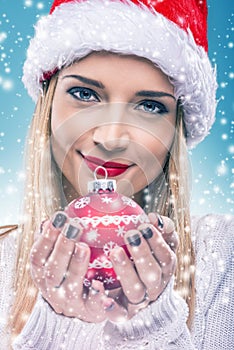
[22,0,217,148]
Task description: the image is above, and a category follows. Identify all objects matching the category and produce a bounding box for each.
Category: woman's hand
[30,211,178,323]
[108,213,178,320]
[30,212,125,323]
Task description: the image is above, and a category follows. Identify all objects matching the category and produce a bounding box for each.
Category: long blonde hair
[9,73,195,341]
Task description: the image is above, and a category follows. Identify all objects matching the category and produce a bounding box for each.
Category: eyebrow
[62,74,176,100]
[135,90,176,100]
[62,74,105,89]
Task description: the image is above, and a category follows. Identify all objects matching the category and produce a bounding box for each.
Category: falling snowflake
[101,196,113,204]
[86,229,100,242]
[103,241,118,256]
[121,196,137,207]
[115,225,126,237]
[74,196,90,209]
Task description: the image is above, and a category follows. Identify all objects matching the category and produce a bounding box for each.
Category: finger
[30,212,68,283]
[62,242,90,299]
[124,230,162,301]
[148,213,179,251]
[109,246,146,305]
[138,224,177,280]
[44,224,80,288]
[105,299,128,323]
[92,283,129,323]
[85,280,113,322]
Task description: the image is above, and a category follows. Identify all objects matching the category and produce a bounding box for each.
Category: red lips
[80,153,132,177]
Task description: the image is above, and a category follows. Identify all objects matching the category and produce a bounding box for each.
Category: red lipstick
[80,153,132,177]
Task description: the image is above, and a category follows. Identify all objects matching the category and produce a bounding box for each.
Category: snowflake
[103,241,118,256]
[101,196,113,204]
[104,276,115,285]
[86,229,100,242]
[74,196,90,209]
[115,225,126,237]
[121,196,137,207]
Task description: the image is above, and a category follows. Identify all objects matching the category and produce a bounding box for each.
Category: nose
[92,104,130,152]
[93,123,130,151]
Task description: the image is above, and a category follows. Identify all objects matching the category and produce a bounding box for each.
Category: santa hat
[22,0,217,148]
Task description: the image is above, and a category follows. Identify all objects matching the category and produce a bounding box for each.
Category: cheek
[138,119,175,159]
[138,122,175,180]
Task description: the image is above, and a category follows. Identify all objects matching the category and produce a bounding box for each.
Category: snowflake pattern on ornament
[86,229,100,242]
[104,276,115,285]
[74,196,91,209]
[101,196,113,204]
[121,196,137,207]
[115,225,126,237]
[103,241,118,256]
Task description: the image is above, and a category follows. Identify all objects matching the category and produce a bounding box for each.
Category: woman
[0,0,233,349]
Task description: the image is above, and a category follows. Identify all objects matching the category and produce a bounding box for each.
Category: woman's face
[51,52,177,199]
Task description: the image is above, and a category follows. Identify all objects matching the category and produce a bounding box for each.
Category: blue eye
[68,87,99,102]
[136,100,168,115]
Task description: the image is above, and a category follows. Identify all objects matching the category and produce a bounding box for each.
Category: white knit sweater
[0,214,233,349]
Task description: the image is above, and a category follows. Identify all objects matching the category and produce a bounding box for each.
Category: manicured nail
[103,300,115,311]
[52,212,67,228]
[157,214,164,230]
[127,233,141,247]
[90,286,100,296]
[64,224,80,239]
[140,227,153,239]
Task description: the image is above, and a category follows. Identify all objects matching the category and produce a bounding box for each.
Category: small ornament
[66,166,149,289]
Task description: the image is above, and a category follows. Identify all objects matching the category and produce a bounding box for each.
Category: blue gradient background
[0,1,233,224]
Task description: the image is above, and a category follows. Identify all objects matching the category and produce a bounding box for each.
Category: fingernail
[112,247,126,264]
[64,224,80,239]
[52,212,67,228]
[140,227,153,239]
[127,233,141,247]
[103,300,115,311]
[74,242,88,262]
[90,286,100,296]
[157,215,164,230]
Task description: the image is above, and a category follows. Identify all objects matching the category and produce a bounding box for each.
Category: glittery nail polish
[140,227,153,239]
[52,212,67,228]
[127,233,141,246]
[65,224,80,239]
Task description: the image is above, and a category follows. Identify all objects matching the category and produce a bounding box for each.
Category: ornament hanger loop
[88,166,116,193]
[94,166,108,180]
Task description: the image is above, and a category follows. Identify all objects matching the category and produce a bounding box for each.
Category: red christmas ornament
[66,166,149,289]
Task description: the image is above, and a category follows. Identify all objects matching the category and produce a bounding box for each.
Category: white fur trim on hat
[22,0,217,148]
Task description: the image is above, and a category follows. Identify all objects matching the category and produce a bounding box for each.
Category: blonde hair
[9,74,195,341]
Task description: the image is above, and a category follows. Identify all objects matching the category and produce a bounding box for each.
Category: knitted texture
[0,231,17,350]
[0,214,233,349]
[22,0,217,148]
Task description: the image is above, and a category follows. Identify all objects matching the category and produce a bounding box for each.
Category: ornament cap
[88,166,117,193]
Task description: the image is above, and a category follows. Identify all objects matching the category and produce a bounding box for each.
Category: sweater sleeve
[0,230,17,350]
[191,214,234,349]
[12,295,106,350]
[13,214,234,350]
[13,279,195,350]
[104,278,195,349]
